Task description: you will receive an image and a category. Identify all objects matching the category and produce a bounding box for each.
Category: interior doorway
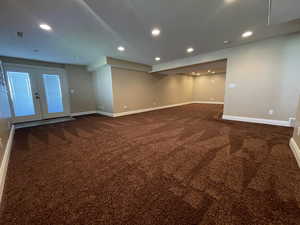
[4,64,70,123]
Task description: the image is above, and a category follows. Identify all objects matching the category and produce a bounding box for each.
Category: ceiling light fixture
[151,28,161,37]
[155,57,161,61]
[39,23,52,31]
[208,70,211,73]
[187,47,194,53]
[118,46,125,52]
[223,40,230,44]
[242,31,253,38]
[225,0,236,4]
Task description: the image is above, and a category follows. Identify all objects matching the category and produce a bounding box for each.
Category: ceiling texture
[1,0,300,67]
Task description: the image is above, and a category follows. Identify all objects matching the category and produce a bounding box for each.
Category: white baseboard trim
[0,125,15,205]
[97,102,225,118]
[289,138,300,168]
[222,115,291,127]
[114,102,195,117]
[15,117,74,129]
[71,111,97,117]
[97,111,115,117]
[191,101,224,105]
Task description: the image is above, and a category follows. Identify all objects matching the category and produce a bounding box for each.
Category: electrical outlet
[268,109,274,115]
[123,105,128,109]
[70,89,75,94]
[289,118,296,126]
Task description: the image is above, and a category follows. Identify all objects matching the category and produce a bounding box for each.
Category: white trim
[110,64,150,73]
[191,101,224,105]
[114,102,192,117]
[222,115,291,127]
[97,111,115,117]
[71,111,97,117]
[0,125,15,205]
[15,117,74,129]
[97,102,226,118]
[289,138,300,168]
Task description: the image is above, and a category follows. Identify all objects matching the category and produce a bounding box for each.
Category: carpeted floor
[1,104,300,225]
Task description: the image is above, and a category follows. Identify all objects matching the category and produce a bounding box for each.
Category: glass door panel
[39,70,69,119]
[42,74,64,113]
[7,71,35,116]
[6,69,42,123]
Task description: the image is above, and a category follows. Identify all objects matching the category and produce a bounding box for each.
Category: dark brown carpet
[1,104,300,225]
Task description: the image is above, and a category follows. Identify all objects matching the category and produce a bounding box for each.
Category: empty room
[1,0,300,224]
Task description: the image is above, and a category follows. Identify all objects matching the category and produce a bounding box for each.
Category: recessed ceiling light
[39,23,52,31]
[225,0,236,4]
[242,31,253,38]
[151,28,161,37]
[155,57,161,61]
[118,46,125,52]
[224,40,230,44]
[187,47,194,53]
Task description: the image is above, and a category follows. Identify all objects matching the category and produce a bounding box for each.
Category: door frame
[3,63,71,123]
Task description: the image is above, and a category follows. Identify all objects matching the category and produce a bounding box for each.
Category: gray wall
[111,67,193,113]
[65,65,96,113]
[92,65,114,113]
[293,97,300,147]
[153,33,300,122]
[0,61,12,165]
[193,74,225,102]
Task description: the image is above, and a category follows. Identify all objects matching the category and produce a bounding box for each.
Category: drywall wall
[92,65,114,113]
[107,57,151,72]
[65,65,96,113]
[293,97,300,147]
[153,33,300,122]
[193,74,225,102]
[110,67,193,113]
[0,62,12,165]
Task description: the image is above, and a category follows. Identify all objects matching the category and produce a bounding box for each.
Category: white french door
[4,64,70,123]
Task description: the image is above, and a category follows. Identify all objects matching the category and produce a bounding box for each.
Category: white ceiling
[1,0,300,66]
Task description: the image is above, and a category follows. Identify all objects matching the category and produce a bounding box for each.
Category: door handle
[34,93,40,99]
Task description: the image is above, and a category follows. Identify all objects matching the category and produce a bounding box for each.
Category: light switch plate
[229,83,236,88]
